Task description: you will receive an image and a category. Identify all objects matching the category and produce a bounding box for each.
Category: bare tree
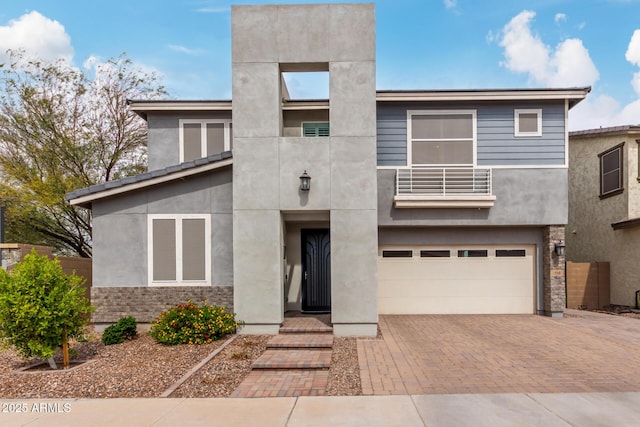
[0,51,166,257]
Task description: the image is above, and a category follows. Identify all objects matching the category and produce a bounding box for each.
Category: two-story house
[568,125,640,307]
[67,3,589,336]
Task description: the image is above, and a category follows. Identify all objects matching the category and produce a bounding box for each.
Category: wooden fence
[566,261,610,310]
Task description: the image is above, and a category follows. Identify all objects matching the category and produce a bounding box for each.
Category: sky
[1,0,640,131]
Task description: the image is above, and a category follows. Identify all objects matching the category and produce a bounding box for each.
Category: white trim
[564,99,569,168]
[148,214,211,286]
[179,119,233,163]
[393,195,496,209]
[378,164,568,170]
[514,109,542,137]
[407,109,477,167]
[68,158,233,207]
[376,88,589,103]
[129,101,232,112]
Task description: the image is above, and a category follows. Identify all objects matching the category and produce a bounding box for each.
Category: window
[408,110,476,166]
[420,250,451,258]
[514,109,542,137]
[457,249,488,258]
[302,122,330,137]
[599,143,624,198]
[179,120,232,163]
[496,249,526,257]
[382,250,413,258]
[148,214,211,285]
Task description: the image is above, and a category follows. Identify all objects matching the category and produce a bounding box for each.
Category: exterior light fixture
[299,170,311,192]
[554,240,566,257]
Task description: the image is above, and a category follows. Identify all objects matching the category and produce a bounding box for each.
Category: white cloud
[497,10,640,130]
[498,10,599,88]
[444,0,457,9]
[194,7,227,13]
[167,44,205,55]
[626,30,640,96]
[554,13,566,23]
[499,11,552,83]
[0,11,73,63]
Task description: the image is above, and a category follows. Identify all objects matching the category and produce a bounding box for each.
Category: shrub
[102,316,137,345]
[150,301,239,345]
[0,250,93,368]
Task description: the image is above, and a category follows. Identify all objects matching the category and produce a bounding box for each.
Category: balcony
[394,167,496,208]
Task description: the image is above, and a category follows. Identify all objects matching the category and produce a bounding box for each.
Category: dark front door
[301,229,331,312]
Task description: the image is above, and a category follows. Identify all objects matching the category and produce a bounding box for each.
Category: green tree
[0,250,93,369]
[0,51,166,257]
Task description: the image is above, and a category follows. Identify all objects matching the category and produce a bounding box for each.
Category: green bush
[101,316,137,345]
[150,301,238,345]
[0,250,93,364]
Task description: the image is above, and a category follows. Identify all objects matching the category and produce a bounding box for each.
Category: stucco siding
[567,132,640,305]
[378,167,568,226]
[147,111,233,170]
[376,101,566,166]
[91,167,233,288]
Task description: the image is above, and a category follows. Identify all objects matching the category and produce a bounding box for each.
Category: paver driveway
[358,311,640,395]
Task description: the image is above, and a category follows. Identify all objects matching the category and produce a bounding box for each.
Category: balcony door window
[179,119,232,163]
[408,110,476,166]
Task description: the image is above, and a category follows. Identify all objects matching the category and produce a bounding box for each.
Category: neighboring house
[567,125,640,307]
[67,4,589,336]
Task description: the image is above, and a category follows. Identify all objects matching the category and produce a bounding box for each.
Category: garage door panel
[378,245,535,314]
[379,296,534,315]
[379,279,532,298]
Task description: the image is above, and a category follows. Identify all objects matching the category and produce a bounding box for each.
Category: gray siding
[91,167,233,288]
[377,167,568,227]
[147,111,233,171]
[376,101,566,167]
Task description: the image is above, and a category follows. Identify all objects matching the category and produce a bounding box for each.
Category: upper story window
[599,143,624,198]
[407,110,476,166]
[179,119,232,163]
[302,122,330,137]
[514,109,542,137]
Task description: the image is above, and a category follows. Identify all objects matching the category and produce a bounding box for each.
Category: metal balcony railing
[396,167,493,197]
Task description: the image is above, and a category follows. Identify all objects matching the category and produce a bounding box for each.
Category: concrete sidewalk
[2,393,640,426]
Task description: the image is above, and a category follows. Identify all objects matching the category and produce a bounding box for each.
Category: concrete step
[267,334,334,349]
[252,349,332,370]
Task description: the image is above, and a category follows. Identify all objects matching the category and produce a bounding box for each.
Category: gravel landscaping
[0,331,363,398]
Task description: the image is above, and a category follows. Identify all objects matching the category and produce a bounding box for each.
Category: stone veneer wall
[91,286,234,323]
[543,225,566,317]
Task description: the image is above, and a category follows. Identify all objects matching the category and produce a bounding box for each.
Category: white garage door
[378,245,535,314]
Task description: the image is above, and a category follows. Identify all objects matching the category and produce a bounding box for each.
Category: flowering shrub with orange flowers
[149,301,240,345]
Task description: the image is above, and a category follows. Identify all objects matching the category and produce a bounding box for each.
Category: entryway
[301,229,331,313]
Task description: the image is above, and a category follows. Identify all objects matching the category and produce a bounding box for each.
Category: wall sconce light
[299,170,311,192]
[554,240,566,257]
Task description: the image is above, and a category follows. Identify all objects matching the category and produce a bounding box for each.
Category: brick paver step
[252,349,332,369]
[280,316,333,334]
[230,370,329,398]
[267,333,334,349]
[279,326,333,333]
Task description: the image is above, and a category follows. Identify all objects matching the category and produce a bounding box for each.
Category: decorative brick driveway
[358,311,640,395]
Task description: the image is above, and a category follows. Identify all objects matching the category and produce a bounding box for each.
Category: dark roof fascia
[570,125,640,138]
[66,152,233,209]
[611,217,640,230]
